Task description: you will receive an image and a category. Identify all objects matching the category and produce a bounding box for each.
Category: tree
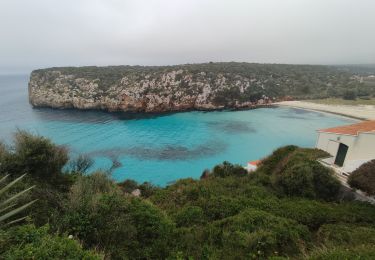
[13,131,68,183]
[342,90,357,100]
[67,154,93,174]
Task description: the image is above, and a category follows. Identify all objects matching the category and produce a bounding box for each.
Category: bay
[0,75,354,186]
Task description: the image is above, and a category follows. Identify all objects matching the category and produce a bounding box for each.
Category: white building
[316,120,375,173]
[246,160,261,172]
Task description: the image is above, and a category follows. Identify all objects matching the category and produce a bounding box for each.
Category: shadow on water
[279,108,327,120]
[31,106,277,124]
[207,120,256,134]
[31,107,176,124]
[279,115,307,120]
[87,139,227,161]
[289,108,313,114]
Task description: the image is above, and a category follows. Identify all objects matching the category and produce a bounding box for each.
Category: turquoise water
[0,75,355,186]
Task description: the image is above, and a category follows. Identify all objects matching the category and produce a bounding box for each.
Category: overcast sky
[1,0,374,73]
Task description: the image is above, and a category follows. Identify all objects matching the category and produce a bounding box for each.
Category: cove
[0,75,355,186]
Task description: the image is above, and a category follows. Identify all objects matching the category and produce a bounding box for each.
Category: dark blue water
[0,75,354,185]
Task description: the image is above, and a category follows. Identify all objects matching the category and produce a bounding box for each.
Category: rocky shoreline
[28,63,360,113]
[28,66,275,113]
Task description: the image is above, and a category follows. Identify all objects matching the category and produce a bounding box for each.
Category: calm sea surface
[0,75,355,186]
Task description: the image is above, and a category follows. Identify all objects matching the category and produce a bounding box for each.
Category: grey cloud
[0,0,374,74]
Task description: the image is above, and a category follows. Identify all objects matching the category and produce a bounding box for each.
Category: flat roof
[318,120,375,136]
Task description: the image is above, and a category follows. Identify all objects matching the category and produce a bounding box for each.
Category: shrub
[308,245,375,260]
[276,161,340,200]
[12,131,68,183]
[118,179,139,193]
[128,199,174,259]
[342,90,357,100]
[262,147,340,200]
[279,163,316,198]
[211,161,247,178]
[174,206,205,227]
[60,173,173,259]
[311,162,341,201]
[0,224,101,259]
[0,143,13,174]
[138,182,160,198]
[117,180,160,198]
[317,223,375,247]
[0,132,77,225]
[258,145,298,174]
[59,173,133,258]
[348,160,375,195]
[273,199,333,230]
[67,154,93,174]
[170,226,217,259]
[216,209,311,257]
[0,174,37,226]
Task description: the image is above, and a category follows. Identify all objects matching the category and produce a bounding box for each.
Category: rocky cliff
[28,62,361,113]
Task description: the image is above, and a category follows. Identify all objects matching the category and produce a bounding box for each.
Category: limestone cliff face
[29,65,274,113]
[29,62,356,113]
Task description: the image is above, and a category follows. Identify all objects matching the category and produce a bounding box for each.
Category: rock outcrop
[28,62,358,113]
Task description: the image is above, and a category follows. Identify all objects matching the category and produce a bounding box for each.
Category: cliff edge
[28,62,361,113]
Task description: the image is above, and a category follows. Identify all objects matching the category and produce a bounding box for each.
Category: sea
[0,74,355,186]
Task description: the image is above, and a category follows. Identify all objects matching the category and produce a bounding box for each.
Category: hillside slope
[2,133,375,259]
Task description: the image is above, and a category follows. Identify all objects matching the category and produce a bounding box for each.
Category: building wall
[316,132,375,167]
[350,133,375,161]
[316,132,355,157]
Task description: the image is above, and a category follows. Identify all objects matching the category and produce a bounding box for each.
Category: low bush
[211,161,248,177]
[216,209,311,258]
[0,132,76,226]
[118,179,139,193]
[13,131,68,183]
[260,146,340,200]
[348,160,375,195]
[0,224,101,259]
[308,245,375,260]
[174,206,205,227]
[317,223,375,247]
[59,173,173,259]
[257,145,298,174]
[342,89,357,100]
[279,162,316,198]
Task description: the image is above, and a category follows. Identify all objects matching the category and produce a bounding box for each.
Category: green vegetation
[342,90,357,100]
[0,174,36,226]
[1,132,375,259]
[348,160,375,195]
[0,224,102,259]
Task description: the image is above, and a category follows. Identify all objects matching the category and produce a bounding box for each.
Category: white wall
[316,132,355,156]
[316,131,375,167]
[350,132,375,161]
